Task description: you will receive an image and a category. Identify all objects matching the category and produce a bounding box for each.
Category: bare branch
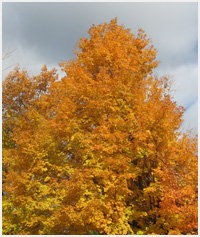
[3,48,17,61]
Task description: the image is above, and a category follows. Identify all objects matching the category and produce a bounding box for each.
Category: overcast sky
[2,2,198,134]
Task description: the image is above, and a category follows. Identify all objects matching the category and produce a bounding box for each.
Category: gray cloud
[3,3,197,65]
[2,2,198,133]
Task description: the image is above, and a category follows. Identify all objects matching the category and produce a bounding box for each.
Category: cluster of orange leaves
[2,18,198,235]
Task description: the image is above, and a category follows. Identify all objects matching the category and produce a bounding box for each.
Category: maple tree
[2,18,198,235]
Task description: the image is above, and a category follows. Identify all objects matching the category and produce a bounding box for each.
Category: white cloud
[181,101,198,134]
[155,63,198,133]
[156,63,198,108]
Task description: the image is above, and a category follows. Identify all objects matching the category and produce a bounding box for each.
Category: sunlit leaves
[2,18,197,235]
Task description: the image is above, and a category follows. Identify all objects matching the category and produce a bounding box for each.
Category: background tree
[2,18,198,235]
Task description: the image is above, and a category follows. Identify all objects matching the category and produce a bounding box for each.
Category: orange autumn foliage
[2,18,198,235]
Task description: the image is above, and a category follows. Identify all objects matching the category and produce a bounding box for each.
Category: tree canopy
[2,18,198,235]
